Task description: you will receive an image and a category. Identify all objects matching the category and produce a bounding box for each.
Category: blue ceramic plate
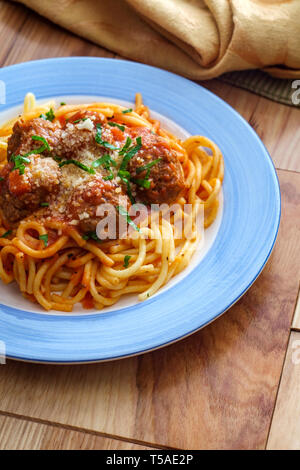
[0,58,280,363]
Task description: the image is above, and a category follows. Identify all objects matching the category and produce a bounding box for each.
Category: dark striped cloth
[219,70,299,107]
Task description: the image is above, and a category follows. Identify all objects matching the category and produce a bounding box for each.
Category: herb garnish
[116,205,140,232]
[133,158,161,189]
[123,255,131,268]
[118,137,132,156]
[40,202,49,207]
[92,154,116,181]
[95,124,119,151]
[119,137,142,171]
[39,234,48,247]
[31,135,51,153]
[10,155,31,175]
[0,177,4,182]
[132,178,151,189]
[40,108,55,122]
[108,122,125,131]
[118,170,135,204]
[82,231,102,242]
[73,118,88,124]
[136,158,162,176]
[122,108,132,114]
[59,160,95,174]
[60,102,66,106]
[0,230,12,239]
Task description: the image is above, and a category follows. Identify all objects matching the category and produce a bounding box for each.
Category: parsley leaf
[40,202,49,207]
[92,154,116,181]
[82,231,102,242]
[73,118,88,124]
[59,160,95,174]
[132,178,151,189]
[10,155,31,175]
[118,137,132,156]
[39,234,48,247]
[119,137,142,171]
[136,158,162,175]
[40,108,55,122]
[123,255,131,268]
[31,135,51,153]
[95,124,119,151]
[118,170,135,204]
[92,154,116,169]
[108,122,125,131]
[122,108,132,114]
[116,205,140,232]
[0,230,12,239]
[133,158,161,189]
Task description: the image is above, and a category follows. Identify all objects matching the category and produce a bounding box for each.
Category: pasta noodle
[0,92,224,312]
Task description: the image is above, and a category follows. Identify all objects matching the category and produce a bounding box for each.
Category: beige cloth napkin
[15,0,300,80]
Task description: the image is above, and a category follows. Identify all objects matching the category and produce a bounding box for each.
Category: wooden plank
[0,0,114,68]
[202,80,300,173]
[1,2,299,173]
[267,331,300,450]
[0,414,154,450]
[292,288,300,331]
[0,169,298,449]
[0,1,29,67]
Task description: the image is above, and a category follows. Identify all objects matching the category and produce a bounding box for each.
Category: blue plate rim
[0,57,281,363]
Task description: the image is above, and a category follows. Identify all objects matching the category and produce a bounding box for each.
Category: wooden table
[0,1,299,451]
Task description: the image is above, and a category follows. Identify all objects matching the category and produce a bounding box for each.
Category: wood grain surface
[0,0,300,450]
[0,414,154,450]
[267,331,300,450]
[292,290,300,331]
[0,170,298,449]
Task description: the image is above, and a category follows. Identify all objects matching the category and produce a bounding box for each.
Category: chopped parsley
[123,255,131,268]
[82,231,102,242]
[108,122,125,131]
[10,135,52,174]
[59,159,95,174]
[73,118,88,124]
[118,170,135,204]
[10,155,31,175]
[92,154,116,181]
[40,108,55,122]
[118,137,132,156]
[132,178,151,189]
[119,137,142,171]
[39,234,48,247]
[31,135,51,153]
[0,177,4,182]
[133,158,161,189]
[122,108,132,114]
[60,102,66,106]
[0,230,12,239]
[40,202,49,207]
[92,154,116,169]
[116,205,140,232]
[136,158,162,176]
[95,124,119,151]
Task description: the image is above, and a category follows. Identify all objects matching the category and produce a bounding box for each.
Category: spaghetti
[0,93,224,312]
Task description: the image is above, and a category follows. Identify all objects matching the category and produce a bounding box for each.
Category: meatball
[7,118,61,159]
[127,127,185,204]
[68,176,131,238]
[0,155,60,223]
